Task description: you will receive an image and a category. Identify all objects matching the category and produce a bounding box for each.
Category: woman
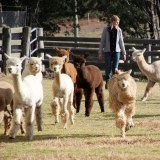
[98,15,126,89]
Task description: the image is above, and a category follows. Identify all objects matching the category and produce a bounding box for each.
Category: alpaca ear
[55,47,60,52]
[142,48,146,53]
[66,48,70,53]
[127,69,132,75]
[4,53,11,59]
[38,57,43,61]
[61,55,67,62]
[131,47,136,52]
[20,56,27,63]
[46,54,52,59]
[25,56,30,60]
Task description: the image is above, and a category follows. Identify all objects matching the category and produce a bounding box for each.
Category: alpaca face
[49,57,64,73]
[132,48,146,62]
[117,76,129,89]
[117,70,132,89]
[28,57,42,73]
[73,55,86,69]
[6,58,22,75]
[132,50,142,62]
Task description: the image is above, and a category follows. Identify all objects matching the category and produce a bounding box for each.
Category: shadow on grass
[0,133,113,143]
[134,114,160,119]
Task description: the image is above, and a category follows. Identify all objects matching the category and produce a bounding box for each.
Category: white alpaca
[5,54,43,140]
[46,54,75,128]
[108,70,137,138]
[22,57,43,82]
[132,47,160,101]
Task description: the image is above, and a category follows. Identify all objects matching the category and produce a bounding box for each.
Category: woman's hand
[98,52,103,60]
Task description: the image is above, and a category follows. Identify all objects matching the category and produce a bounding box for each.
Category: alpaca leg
[51,98,60,124]
[62,97,69,129]
[141,80,155,101]
[20,108,25,134]
[0,110,4,124]
[84,88,94,116]
[116,109,126,139]
[95,84,105,112]
[75,88,83,113]
[4,110,12,135]
[68,100,75,125]
[9,108,22,139]
[125,104,135,131]
[25,107,35,140]
[35,105,42,131]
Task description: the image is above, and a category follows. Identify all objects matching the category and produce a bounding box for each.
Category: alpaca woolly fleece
[108,70,137,138]
[132,47,160,101]
[5,54,43,140]
[46,54,75,128]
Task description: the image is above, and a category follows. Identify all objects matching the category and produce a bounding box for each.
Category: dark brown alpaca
[55,48,83,110]
[72,54,105,116]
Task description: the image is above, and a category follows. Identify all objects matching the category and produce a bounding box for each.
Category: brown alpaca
[72,54,105,116]
[55,47,83,111]
[0,74,25,135]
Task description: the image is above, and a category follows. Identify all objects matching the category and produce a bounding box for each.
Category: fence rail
[0,27,160,77]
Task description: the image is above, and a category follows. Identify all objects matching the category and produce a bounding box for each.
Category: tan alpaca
[108,70,137,138]
[46,54,75,128]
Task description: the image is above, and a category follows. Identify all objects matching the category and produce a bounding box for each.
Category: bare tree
[147,0,160,39]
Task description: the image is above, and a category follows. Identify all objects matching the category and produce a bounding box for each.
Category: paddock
[0,79,160,159]
[0,26,160,78]
[1,27,160,159]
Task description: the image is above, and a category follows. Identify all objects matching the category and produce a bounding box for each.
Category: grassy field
[1,79,160,160]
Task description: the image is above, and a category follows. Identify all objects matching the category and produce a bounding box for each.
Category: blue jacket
[99,26,126,55]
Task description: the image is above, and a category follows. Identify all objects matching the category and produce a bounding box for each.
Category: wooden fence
[0,26,160,77]
[37,36,160,77]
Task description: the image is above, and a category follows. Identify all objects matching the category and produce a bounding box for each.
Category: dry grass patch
[1,80,160,160]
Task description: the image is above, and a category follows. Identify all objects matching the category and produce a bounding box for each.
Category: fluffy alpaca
[131,47,160,101]
[46,54,75,128]
[0,81,14,135]
[72,54,105,116]
[5,54,43,140]
[22,57,43,82]
[55,47,83,110]
[108,70,137,138]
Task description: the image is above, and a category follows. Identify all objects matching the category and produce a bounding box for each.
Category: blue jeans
[104,52,120,81]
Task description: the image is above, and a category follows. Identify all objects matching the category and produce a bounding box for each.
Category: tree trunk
[150,0,160,39]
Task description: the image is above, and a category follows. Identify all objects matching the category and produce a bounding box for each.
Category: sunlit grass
[1,79,160,160]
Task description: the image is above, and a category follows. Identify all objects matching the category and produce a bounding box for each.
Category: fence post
[146,44,151,63]
[2,27,11,72]
[21,26,31,57]
[37,28,44,59]
[37,27,45,72]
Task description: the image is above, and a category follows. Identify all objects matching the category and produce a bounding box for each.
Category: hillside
[54,18,106,37]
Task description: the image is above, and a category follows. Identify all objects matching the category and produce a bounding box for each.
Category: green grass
[1,79,160,160]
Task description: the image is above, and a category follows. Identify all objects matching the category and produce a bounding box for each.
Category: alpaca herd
[0,47,158,140]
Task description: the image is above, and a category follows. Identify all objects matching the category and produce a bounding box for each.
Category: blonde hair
[111,15,120,22]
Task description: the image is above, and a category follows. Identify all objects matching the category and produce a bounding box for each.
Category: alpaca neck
[12,73,24,96]
[54,72,62,87]
[79,64,88,78]
[137,56,152,75]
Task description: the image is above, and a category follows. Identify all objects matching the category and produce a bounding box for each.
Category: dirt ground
[54,18,107,37]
